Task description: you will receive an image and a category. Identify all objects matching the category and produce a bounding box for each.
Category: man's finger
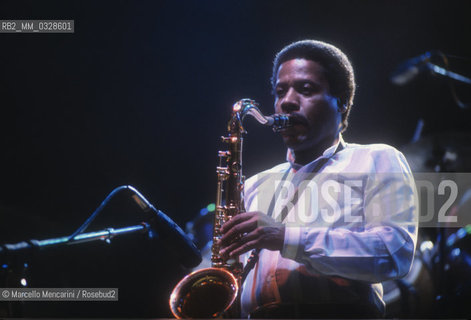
[220,212,255,233]
[229,239,258,257]
[220,218,255,245]
[220,231,258,257]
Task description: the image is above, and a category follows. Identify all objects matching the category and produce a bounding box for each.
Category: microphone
[390,51,433,85]
[128,186,202,269]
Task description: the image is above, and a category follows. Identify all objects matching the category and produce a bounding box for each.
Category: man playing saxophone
[219,40,418,318]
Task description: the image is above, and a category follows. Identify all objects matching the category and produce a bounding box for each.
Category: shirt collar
[286,134,345,171]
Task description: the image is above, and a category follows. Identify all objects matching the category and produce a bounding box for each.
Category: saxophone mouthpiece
[266,114,292,132]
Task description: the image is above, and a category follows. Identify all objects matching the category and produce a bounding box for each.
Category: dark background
[0,0,470,318]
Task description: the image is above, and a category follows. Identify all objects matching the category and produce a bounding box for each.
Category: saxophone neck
[230,98,292,133]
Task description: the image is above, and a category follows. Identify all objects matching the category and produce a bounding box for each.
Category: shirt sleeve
[280,147,418,283]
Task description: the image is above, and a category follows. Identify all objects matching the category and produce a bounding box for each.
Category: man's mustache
[287,113,309,126]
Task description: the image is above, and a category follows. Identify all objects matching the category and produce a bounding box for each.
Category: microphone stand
[0,222,152,261]
[1,185,201,270]
[0,223,151,318]
[0,185,201,317]
[425,62,471,86]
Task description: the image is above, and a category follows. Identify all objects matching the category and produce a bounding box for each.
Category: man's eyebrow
[297,78,321,84]
[276,79,320,87]
[274,82,286,90]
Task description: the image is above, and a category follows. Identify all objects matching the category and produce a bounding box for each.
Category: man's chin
[282,135,308,150]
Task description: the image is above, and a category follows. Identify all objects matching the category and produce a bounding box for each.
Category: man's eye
[301,86,314,95]
[276,88,286,97]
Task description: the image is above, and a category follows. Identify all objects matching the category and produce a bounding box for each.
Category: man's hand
[219,211,285,258]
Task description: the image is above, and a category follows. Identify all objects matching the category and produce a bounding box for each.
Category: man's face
[274,58,342,152]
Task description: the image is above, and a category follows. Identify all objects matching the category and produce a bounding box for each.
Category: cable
[67,185,132,242]
[435,51,470,109]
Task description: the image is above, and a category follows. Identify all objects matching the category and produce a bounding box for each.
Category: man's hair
[271,40,355,132]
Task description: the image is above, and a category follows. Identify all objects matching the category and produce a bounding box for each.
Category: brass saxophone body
[169,99,291,319]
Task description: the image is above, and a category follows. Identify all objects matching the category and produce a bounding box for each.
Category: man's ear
[337,98,347,113]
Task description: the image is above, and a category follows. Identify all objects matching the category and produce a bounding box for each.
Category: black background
[0,0,470,317]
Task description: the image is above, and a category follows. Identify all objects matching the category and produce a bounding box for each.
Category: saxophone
[169,99,291,319]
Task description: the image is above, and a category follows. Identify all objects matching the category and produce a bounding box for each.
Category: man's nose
[280,88,300,113]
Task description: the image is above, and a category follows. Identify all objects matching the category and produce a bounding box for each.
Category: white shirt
[240,137,418,316]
